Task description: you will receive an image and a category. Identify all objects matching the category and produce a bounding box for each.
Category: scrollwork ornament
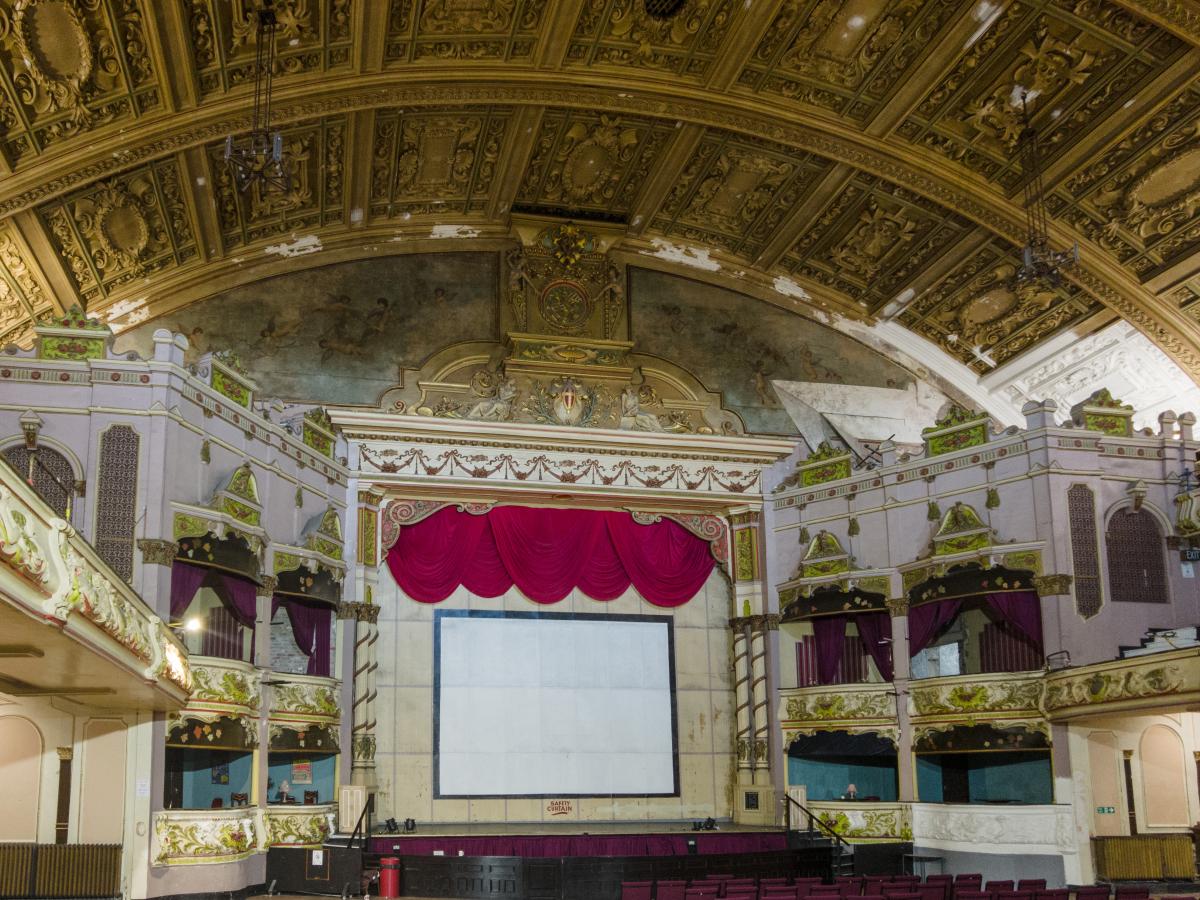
[12,0,95,125]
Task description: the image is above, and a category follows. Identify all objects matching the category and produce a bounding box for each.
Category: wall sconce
[19,409,42,451]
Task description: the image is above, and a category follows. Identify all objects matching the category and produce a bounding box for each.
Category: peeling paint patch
[772,275,811,302]
[643,238,721,271]
[430,224,481,239]
[265,235,323,258]
[104,296,148,322]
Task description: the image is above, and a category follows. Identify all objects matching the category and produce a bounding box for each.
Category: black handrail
[784,794,852,857]
[345,793,373,850]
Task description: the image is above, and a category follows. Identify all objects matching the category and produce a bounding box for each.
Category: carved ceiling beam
[345,109,376,230]
[1144,249,1200,297]
[752,164,855,270]
[7,211,76,315]
[145,1,198,111]
[879,227,992,314]
[0,73,1196,378]
[487,106,547,221]
[178,147,224,264]
[624,124,706,239]
[356,0,390,72]
[864,2,1005,138]
[705,0,790,91]
[1035,52,1200,197]
[1112,0,1200,46]
[536,0,590,68]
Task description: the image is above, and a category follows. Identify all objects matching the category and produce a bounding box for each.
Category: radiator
[0,844,121,899]
[1091,834,1196,880]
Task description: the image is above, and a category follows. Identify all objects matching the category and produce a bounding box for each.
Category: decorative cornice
[1032,574,1073,596]
[137,538,179,567]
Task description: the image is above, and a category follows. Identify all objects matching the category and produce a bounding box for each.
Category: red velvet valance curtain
[385,506,716,606]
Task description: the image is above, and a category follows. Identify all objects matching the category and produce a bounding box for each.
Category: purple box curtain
[908,590,1043,658]
[272,596,333,677]
[980,621,1042,673]
[170,561,258,661]
[796,634,867,687]
[806,611,894,685]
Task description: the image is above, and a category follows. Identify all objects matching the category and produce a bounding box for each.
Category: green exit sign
[1096,806,1116,814]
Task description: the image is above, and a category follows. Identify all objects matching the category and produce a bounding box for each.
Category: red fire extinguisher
[379,856,401,898]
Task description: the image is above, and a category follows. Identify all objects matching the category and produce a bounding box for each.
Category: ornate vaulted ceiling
[0,0,1199,388]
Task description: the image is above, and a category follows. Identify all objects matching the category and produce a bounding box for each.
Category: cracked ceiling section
[0,0,1198,406]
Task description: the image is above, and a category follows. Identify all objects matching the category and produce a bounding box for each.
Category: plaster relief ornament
[525,376,608,427]
[619,384,665,432]
[466,376,517,421]
[829,204,917,280]
[10,0,95,124]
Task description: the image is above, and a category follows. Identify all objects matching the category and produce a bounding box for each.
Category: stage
[366,821,789,858]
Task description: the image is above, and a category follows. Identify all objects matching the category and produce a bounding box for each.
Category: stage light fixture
[384,818,399,834]
[702,817,716,831]
[404,818,417,833]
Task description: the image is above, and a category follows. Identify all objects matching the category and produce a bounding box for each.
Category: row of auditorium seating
[620,874,1192,900]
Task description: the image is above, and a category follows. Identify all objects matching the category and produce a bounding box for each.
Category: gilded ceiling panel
[897,239,1100,371]
[780,176,974,309]
[0,0,161,169]
[514,111,677,223]
[37,159,196,305]
[370,106,511,218]
[896,0,1188,192]
[384,0,546,63]
[652,133,832,258]
[187,0,352,98]
[736,0,963,123]
[210,114,347,249]
[1048,83,1200,281]
[565,0,739,80]
[0,222,50,347]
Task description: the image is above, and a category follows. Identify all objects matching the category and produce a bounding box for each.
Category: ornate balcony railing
[0,458,190,703]
[1043,647,1200,720]
[261,804,336,848]
[267,671,341,751]
[909,803,1075,856]
[151,807,259,867]
[805,801,911,843]
[908,670,1044,724]
[779,682,898,743]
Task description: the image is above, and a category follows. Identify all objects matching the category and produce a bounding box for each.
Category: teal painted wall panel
[787,756,898,801]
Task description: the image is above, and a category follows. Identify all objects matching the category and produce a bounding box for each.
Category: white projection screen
[435,611,679,798]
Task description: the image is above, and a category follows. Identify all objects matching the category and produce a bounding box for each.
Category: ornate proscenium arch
[1,0,1199,389]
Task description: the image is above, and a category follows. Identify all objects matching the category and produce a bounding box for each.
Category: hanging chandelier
[1013,91,1078,289]
[224,0,290,196]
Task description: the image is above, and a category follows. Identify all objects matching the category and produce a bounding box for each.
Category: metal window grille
[2,446,73,518]
[1067,485,1103,618]
[1105,508,1169,603]
[95,425,139,582]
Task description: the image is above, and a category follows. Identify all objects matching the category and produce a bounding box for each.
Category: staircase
[1119,625,1200,658]
[784,797,853,878]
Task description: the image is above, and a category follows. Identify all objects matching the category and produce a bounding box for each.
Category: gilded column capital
[728,616,753,630]
[137,538,178,567]
[1033,574,1073,596]
[357,603,380,624]
[56,747,73,761]
[256,575,278,597]
[886,597,909,616]
[337,601,360,620]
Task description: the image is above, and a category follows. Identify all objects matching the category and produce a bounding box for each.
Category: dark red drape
[908,598,963,657]
[386,506,716,606]
[170,561,209,619]
[855,611,894,682]
[985,591,1043,653]
[812,615,848,685]
[367,831,787,858]
[285,599,334,677]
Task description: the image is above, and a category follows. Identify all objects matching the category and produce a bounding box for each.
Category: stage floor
[366,821,781,838]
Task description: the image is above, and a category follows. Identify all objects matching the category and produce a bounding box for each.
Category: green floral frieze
[152,812,258,866]
[922,406,990,456]
[813,806,908,841]
[222,497,261,527]
[800,442,853,486]
[39,335,106,361]
[910,676,1042,717]
[272,682,340,720]
[1043,664,1183,712]
[190,665,261,710]
[211,367,251,408]
[263,810,333,847]
[784,689,894,722]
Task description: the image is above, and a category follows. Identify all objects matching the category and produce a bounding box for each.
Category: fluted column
[728,508,775,824]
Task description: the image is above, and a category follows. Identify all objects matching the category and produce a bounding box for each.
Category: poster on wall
[212,763,229,785]
[292,758,313,784]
